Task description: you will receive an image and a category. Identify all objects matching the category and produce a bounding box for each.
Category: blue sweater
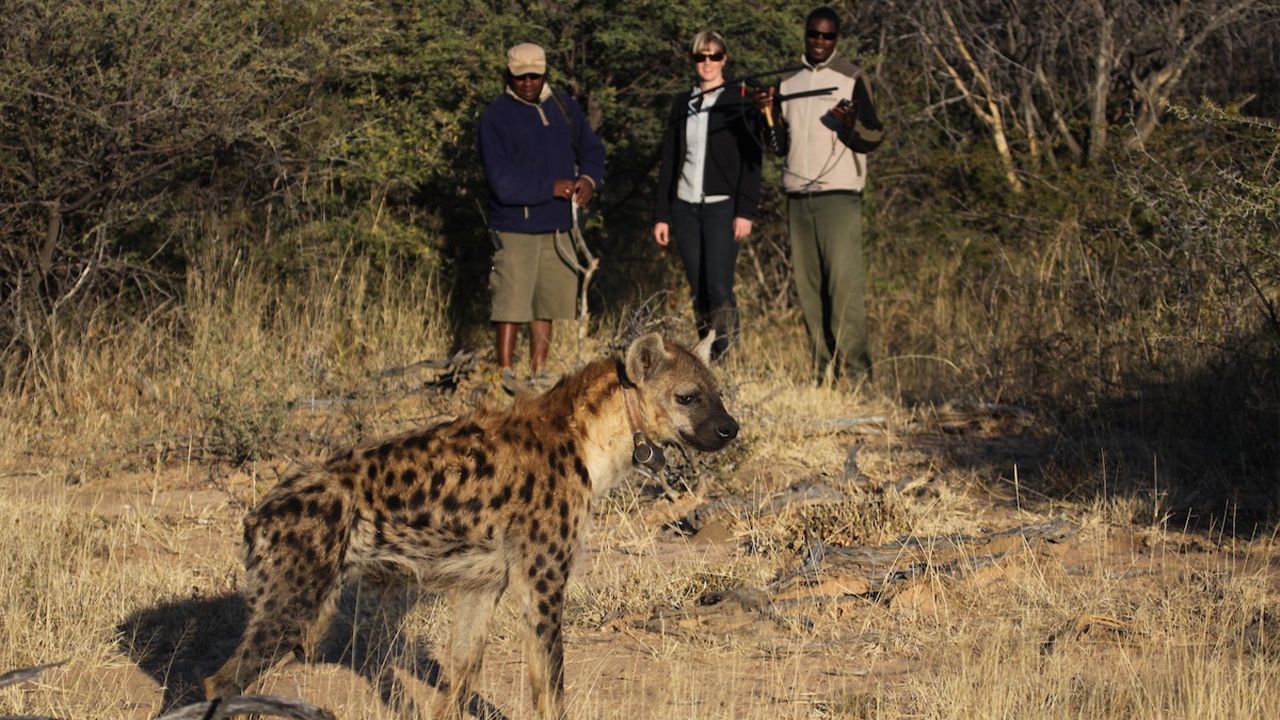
[478,88,607,233]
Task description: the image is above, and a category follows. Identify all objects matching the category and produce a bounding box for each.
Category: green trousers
[787,192,869,379]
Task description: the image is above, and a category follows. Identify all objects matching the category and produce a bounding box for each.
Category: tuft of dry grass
[0,252,452,470]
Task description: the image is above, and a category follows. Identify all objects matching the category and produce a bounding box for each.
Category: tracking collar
[621,383,665,473]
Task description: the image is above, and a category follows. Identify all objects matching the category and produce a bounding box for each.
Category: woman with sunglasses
[653,30,762,362]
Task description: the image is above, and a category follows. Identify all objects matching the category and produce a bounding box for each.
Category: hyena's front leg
[522,556,569,720]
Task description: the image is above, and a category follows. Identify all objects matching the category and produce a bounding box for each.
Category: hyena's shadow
[117,592,246,710]
[117,571,508,719]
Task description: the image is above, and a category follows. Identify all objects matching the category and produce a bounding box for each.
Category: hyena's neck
[530,358,636,498]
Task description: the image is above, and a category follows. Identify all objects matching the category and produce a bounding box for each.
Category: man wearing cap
[478,42,606,385]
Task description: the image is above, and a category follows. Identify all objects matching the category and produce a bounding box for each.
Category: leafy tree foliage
[0,0,381,367]
[1,0,1277,426]
[337,0,811,210]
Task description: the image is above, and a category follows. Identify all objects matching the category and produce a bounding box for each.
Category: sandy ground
[1,375,1276,720]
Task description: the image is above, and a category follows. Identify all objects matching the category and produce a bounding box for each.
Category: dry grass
[0,250,453,472]
[897,541,1280,720]
[1,252,1277,719]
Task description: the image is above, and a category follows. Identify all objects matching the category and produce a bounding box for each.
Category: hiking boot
[527,371,557,391]
[498,367,522,395]
[707,305,739,362]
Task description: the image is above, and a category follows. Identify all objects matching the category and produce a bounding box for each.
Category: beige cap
[507,43,547,75]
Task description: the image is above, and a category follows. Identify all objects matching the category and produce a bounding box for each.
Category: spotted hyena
[204,333,738,718]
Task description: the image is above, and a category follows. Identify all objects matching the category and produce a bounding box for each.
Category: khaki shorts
[489,231,579,322]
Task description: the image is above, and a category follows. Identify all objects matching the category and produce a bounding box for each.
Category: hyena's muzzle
[680,399,738,452]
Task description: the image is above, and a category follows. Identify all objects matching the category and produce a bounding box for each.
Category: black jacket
[654,89,763,223]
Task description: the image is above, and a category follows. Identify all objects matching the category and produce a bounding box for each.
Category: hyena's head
[623,333,739,452]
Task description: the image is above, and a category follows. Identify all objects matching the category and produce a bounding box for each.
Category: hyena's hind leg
[330,566,426,714]
[434,580,508,720]
[203,500,351,699]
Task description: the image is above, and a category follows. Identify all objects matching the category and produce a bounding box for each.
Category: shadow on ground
[116,579,508,719]
[1050,340,1280,532]
[893,327,1279,534]
[116,592,245,710]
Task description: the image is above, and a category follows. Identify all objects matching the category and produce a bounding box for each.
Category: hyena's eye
[676,392,699,406]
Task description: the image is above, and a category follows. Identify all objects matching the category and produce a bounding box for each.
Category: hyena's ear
[624,333,672,385]
[692,330,716,365]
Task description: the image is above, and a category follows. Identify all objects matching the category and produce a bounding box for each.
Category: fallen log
[0,663,334,720]
[674,479,847,534]
[634,519,1077,635]
[759,414,887,432]
[376,350,477,378]
[288,351,481,410]
[153,695,336,720]
[772,517,1076,598]
[0,661,69,720]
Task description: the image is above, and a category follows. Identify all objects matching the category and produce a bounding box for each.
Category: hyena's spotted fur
[204,333,738,719]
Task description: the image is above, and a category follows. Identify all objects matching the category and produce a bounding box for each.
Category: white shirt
[676,86,731,204]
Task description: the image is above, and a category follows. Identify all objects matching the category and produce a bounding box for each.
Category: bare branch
[1085,0,1115,163]
[1127,0,1260,147]
[0,660,68,689]
[1034,61,1084,162]
[919,3,1025,191]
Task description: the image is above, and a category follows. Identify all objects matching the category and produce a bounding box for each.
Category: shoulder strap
[549,90,582,160]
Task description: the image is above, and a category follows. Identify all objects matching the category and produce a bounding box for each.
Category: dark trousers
[670,198,739,357]
[788,192,869,379]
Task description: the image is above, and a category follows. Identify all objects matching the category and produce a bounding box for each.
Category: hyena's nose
[717,417,739,441]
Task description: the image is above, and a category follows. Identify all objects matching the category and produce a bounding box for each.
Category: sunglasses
[512,72,544,81]
[806,29,838,41]
[692,51,726,63]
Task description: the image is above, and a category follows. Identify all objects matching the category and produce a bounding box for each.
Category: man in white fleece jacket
[756,6,884,383]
